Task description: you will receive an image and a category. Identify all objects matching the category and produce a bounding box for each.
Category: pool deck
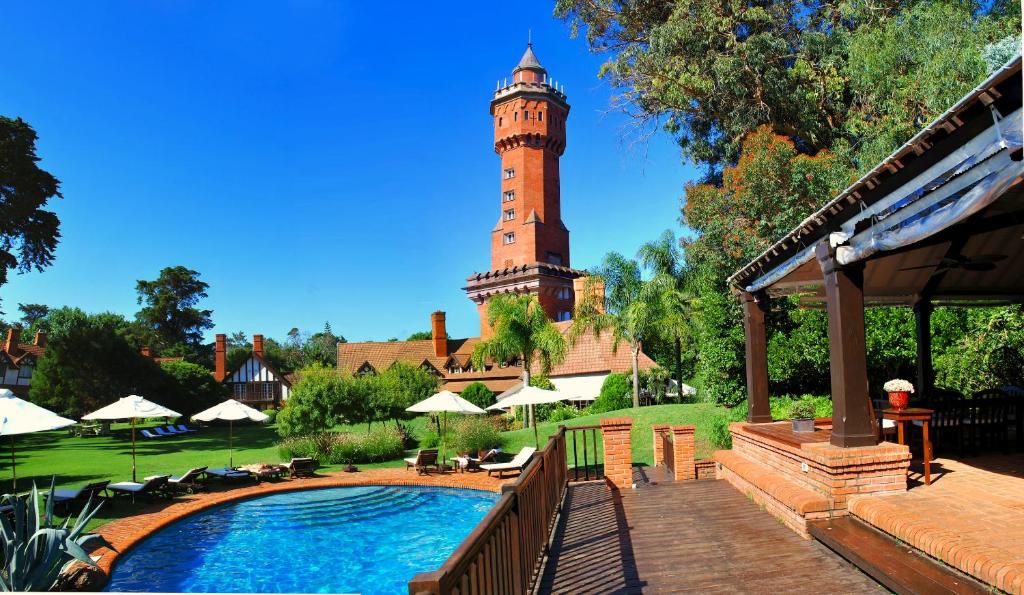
[539,468,883,594]
[75,467,510,589]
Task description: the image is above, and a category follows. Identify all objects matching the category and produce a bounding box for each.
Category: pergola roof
[730,55,1024,306]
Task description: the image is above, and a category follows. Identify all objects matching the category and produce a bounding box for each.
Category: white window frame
[503,190,515,202]
[233,384,245,399]
[504,168,515,179]
[503,232,516,245]
[262,382,274,399]
[504,208,515,221]
[17,364,32,380]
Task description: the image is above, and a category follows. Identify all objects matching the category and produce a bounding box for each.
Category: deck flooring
[538,469,882,594]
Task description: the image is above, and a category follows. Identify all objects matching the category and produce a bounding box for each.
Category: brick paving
[86,468,510,582]
[849,454,1024,594]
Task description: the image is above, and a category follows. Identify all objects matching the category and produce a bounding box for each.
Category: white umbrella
[407,391,485,465]
[0,389,75,491]
[83,395,182,482]
[192,399,270,469]
[487,385,569,447]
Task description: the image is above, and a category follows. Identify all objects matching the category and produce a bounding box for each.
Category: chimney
[252,334,265,358]
[4,327,22,357]
[431,311,448,358]
[33,331,46,348]
[140,346,153,358]
[573,276,606,314]
[214,334,227,381]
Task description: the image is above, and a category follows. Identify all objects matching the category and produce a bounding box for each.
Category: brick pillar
[601,417,633,490]
[652,424,669,467]
[671,425,696,481]
[214,334,227,382]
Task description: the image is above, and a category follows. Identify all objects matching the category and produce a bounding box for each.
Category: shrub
[482,413,515,432]
[790,399,816,420]
[276,366,350,437]
[544,402,581,423]
[710,402,748,449]
[449,416,502,455]
[262,408,278,424]
[591,373,631,413]
[460,382,495,410]
[277,427,404,464]
[529,374,555,390]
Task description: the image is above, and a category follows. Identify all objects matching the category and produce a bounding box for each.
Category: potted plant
[883,379,914,410]
[790,399,817,433]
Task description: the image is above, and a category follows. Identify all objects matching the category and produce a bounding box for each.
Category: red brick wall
[652,424,669,467]
[671,425,696,481]
[601,417,633,490]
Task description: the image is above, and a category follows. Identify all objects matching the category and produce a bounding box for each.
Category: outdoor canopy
[0,389,76,491]
[406,390,485,465]
[488,384,569,447]
[192,399,269,468]
[83,395,182,482]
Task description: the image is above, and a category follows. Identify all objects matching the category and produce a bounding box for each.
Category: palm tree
[471,294,567,428]
[571,253,664,408]
[638,230,694,398]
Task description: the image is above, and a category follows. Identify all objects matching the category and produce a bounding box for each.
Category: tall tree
[471,294,567,428]
[17,303,49,329]
[0,117,62,312]
[637,230,692,394]
[572,255,665,408]
[135,266,213,348]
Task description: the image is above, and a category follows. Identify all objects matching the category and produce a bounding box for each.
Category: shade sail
[487,385,568,410]
[83,395,181,420]
[192,399,270,423]
[407,391,486,414]
[0,389,75,436]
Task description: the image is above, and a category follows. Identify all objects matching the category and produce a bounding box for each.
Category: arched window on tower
[514,112,518,122]
[499,117,503,127]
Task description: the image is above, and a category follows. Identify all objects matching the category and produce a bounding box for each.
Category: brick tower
[464,44,583,336]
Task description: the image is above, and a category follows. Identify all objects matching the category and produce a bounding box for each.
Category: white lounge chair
[481,447,536,478]
[109,475,171,501]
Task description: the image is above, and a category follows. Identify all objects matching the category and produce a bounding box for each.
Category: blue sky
[0,1,697,342]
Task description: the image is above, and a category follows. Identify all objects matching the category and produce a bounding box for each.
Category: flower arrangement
[883,379,915,393]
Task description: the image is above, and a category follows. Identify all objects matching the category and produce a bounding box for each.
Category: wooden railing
[661,428,675,475]
[563,424,603,482]
[408,428,568,594]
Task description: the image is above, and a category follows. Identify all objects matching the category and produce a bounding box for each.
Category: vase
[888,390,910,410]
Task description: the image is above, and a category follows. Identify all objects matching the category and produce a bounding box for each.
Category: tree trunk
[631,345,640,409]
[674,336,682,403]
[523,367,535,429]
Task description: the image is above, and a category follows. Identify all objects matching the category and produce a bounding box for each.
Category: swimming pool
[105,485,499,593]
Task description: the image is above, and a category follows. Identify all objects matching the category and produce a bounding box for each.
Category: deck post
[740,291,773,423]
[600,417,634,489]
[816,242,877,448]
[913,299,934,399]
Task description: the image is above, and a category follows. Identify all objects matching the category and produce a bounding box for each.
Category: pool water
[105,485,498,593]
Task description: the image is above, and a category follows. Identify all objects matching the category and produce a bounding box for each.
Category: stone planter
[792,418,815,433]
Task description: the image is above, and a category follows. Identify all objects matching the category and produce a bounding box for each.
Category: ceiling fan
[901,254,1008,274]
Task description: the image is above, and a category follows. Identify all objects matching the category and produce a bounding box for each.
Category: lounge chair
[44,480,110,515]
[481,447,536,478]
[153,427,176,437]
[455,449,500,472]
[175,424,198,433]
[108,475,171,501]
[140,429,161,439]
[162,425,183,434]
[282,457,317,478]
[162,467,209,494]
[404,449,439,475]
[206,468,252,481]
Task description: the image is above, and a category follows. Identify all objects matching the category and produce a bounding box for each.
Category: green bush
[790,399,816,420]
[460,382,495,410]
[591,373,632,413]
[529,374,555,390]
[277,427,404,464]
[710,402,748,449]
[262,409,278,423]
[449,416,503,455]
[544,402,581,423]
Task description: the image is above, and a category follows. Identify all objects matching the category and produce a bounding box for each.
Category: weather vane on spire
[528,29,532,47]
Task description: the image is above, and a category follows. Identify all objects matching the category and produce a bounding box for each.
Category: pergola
[728,56,1023,448]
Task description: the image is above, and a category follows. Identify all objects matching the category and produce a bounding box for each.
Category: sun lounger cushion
[481,447,536,472]
[140,429,160,438]
[207,468,250,479]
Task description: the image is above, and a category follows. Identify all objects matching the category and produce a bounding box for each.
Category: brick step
[809,517,990,595]
[713,450,829,515]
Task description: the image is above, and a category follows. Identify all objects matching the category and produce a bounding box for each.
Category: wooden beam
[741,291,773,424]
[914,299,934,399]
[816,242,878,448]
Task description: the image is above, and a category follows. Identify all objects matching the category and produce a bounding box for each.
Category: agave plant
[0,478,116,591]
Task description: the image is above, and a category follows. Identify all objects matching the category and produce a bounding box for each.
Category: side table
[882,407,933,485]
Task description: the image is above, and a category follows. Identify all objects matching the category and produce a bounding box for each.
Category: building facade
[214,333,291,409]
[464,44,584,336]
[0,328,45,397]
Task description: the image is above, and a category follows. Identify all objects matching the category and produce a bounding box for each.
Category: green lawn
[3,403,723,530]
[501,403,725,464]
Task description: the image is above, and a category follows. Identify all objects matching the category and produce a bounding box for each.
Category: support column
[652,424,669,466]
[741,291,772,423]
[600,417,633,490]
[670,425,696,481]
[913,299,934,399]
[816,242,877,447]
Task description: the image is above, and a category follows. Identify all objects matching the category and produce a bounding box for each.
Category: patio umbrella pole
[131,418,137,482]
[229,419,234,469]
[532,406,540,449]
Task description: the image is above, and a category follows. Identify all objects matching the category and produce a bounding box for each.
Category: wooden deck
[539,469,882,594]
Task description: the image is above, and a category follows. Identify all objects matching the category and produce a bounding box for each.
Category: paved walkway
[539,472,882,594]
[74,468,509,589]
[850,453,1024,594]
